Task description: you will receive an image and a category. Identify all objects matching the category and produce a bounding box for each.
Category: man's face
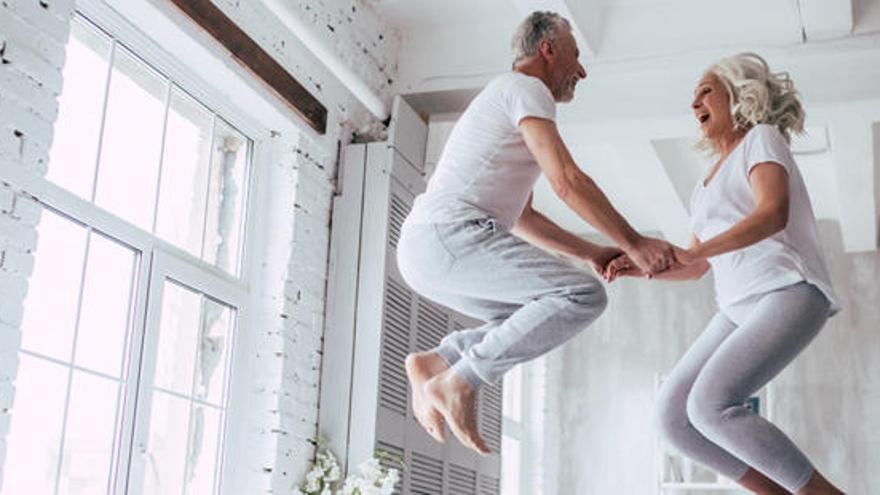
[549,30,587,102]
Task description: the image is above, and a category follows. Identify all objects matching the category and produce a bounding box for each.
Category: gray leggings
[656,282,831,492]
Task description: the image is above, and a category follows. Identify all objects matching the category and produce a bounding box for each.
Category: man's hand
[625,236,678,275]
[585,245,625,280]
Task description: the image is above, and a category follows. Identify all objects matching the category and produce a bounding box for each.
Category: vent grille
[448,463,477,495]
[478,474,501,495]
[379,278,413,415]
[388,193,410,249]
[479,382,504,452]
[410,451,444,495]
[415,298,448,352]
[376,441,405,495]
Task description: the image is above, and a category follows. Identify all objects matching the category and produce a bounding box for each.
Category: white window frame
[0,0,283,492]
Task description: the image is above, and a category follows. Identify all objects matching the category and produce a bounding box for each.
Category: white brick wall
[0,1,73,490]
[0,0,395,493]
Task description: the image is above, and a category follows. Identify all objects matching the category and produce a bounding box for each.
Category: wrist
[687,244,708,260]
[619,231,643,252]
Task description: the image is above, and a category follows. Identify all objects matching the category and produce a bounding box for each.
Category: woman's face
[691,73,736,142]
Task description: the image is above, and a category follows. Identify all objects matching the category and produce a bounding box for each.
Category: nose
[577,63,587,79]
[691,96,701,110]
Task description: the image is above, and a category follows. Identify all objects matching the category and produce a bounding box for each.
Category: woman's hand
[604,253,646,282]
[586,245,626,280]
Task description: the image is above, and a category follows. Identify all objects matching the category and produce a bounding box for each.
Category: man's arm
[519,117,676,274]
[513,195,623,275]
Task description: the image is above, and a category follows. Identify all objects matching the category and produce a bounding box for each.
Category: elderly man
[396,11,676,455]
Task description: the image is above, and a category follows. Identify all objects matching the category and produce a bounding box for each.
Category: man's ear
[538,39,554,61]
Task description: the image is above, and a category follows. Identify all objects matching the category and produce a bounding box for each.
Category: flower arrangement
[293,440,403,495]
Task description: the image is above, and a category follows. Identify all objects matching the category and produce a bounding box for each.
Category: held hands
[626,236,678,275]
[603,244,700,282]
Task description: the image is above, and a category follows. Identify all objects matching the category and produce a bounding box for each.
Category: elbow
[551,180,573,202]
[550,168,588,203]
[768,207,789,235]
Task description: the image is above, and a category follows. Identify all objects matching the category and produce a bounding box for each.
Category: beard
[555,78,577,102]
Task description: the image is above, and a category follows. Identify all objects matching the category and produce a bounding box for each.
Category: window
[3,10,259,495]
[501,364,524,495]
[46,16,250,275]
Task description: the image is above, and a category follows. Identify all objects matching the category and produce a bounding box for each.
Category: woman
[607,53,844,494]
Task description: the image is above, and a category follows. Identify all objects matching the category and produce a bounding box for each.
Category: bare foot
[405,352,449,443]
[424,369,491,456]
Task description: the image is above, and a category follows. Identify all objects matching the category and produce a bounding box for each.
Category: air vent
[478,473,501,495]
[379,278,413,416]
[448,463,477,495]
[416,298,449,352]
[376,441,405,495]
[410,451,444,495]
[388,193,410,249]
[479,382,503,452]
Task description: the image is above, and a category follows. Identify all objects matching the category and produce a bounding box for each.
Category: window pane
[202,119,249,275]
[503,364,522,423]
[501,436,521,495]
[57,371,120,494]
[21,210,88,361]
[142,391,189,494]
[194,299,233,406]
[46,18,111,200]
[154,88,213,257]
[94,46,167,231]
[154,281,200,395]
[2,355,69,494]
[184,405,221,494]
[74,233,137,377]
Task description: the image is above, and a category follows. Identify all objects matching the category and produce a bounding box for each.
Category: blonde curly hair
[702,53,805,149]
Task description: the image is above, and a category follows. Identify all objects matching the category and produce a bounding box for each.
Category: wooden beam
[168,0,327,134]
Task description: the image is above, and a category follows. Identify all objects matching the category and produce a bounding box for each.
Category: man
[396,11,676,455]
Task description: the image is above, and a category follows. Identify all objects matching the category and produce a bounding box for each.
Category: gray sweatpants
[397,217,607,390]
[656,282,831,492]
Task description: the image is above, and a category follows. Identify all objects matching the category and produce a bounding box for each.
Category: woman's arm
[686,162,790,261]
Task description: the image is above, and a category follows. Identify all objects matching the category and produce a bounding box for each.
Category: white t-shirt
[689,124,839,321]
[407,72,556,230]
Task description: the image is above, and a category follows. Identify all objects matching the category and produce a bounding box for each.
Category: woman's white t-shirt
[689,124,839,322]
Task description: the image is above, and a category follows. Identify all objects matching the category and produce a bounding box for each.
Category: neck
[513,58,552,90]
[713,128,746,157]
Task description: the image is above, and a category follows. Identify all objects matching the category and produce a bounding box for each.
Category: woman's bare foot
[424,369,491,456]
[405,352,449,443]
[795,471,845,495]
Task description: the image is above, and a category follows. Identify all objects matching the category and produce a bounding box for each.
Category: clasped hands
[587,237,700,283]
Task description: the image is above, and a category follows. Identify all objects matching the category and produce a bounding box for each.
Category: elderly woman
[607,53,844,494]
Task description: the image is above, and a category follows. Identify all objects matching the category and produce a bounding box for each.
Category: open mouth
[697,113,710,124]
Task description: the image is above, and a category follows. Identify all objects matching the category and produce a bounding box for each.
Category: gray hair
[511,11,571,66]
[708,52,805,143]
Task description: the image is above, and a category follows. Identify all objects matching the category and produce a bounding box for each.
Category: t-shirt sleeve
[745,124,794,177]
[506,77,556,127]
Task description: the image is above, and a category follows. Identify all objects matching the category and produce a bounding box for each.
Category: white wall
[0,3,75,490]
[541,222,880,494]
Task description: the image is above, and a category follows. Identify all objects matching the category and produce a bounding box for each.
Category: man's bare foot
[405,352,449,443]
[424,369,491,455]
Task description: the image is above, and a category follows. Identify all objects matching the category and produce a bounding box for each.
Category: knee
[567,277,607,322]
[685,384,725,437]
[654,385,691,446]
